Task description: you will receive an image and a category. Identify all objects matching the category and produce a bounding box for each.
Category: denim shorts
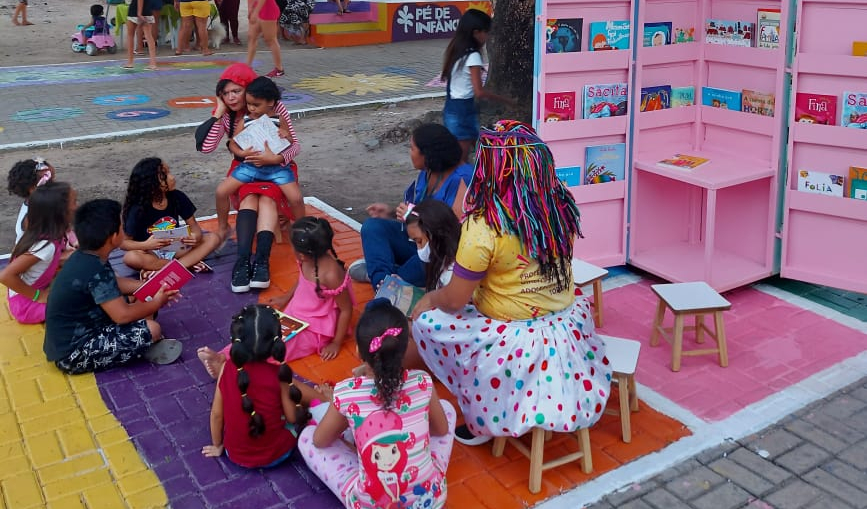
[443,97,479,141]
[232,162,296,185]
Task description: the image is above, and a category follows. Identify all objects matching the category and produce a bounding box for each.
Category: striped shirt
[200,100,300,164]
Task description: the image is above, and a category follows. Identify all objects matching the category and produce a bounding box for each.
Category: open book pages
[148,224,189,253]
[233,115,292,154]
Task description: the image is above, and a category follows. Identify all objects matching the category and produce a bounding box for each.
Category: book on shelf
[588,21,630,51]
[756,8,781,50]
[584,143,626,184]
[797,170,845,197]
[147,224,189,253]
[546,18,582,53]
[671,86,695,107]
[741,89,775,117]
[853,42,867,57]
[543,92,576,121]
[374,274,425,317]
[795,93,837,125]
[582,83,628,119]
[275,310,310,342]
[643,22,672,47]
[702,87,742,110]
[640,85,671,111]
[705,19,754,47]
[656,154,710,170]
[841,92,867,129]
[556,166,582,187]
[850,166,867,200]
[132,259,194,303]
[232,114,291,154]
[674,26,695,43]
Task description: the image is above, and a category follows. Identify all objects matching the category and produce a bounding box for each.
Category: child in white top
[7,158,55,243]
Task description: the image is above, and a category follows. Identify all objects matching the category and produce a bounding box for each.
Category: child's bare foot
[197,346,226,379]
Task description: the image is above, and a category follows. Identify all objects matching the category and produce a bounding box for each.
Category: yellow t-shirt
[455,215,574,321]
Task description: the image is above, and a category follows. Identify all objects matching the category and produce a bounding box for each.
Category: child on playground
[43,199,181,374]
[0,182,76,324]
[8,157,55,243]
[80,4,108,43]
[298,299,456,509]
[121,157,220,277]
[201,304,308,468]
[215,76,304,239]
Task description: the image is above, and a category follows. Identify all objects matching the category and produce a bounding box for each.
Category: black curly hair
[7,159,39,198]
[12,182,73,259]
[355,299,409,411]
[122,157,168,224]
[405,199,460,292]
[245,76,281,102]
[291,216,344,297]
[412,123,462,175]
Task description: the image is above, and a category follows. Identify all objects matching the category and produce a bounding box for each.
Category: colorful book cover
[853,42,867,57]
[705,19,754,47]
[756,8,781,49]
[657,154,710,170]
[556,166,582,187]
[671,86,695,107]
[546,18,582,53]
[841,92,867,128]
[543,92,576,121]
[674,26,695,43]
[640,85,671,111]
[588,20,630,51]
[582,83,628,118]
[850,166,867,200]
[643,22,672,47]
[797,170,845,197]
[374,274,425,317]
[275,310,310,342]
[132,259,194,302]
[795,93,838,125]
[741,89,775,117]
[584,143,626,184]
[702,87,742,110]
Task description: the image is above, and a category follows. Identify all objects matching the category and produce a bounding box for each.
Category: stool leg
[650,300,666,347]
[492,437,506,457]
[593,279,603,328]
[695,314,705,344]
[529,428,545,494]
[618,373,631,443]
[714,311,729,368]
[628,374,639,412]
[577,428,592,473]
[672,313,685,372]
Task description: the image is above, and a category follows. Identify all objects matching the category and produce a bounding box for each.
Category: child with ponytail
[298,299,456,509]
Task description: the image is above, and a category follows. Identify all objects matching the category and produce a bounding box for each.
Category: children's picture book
[853,42,867,57]
[702,87,742,110]
[588,21,630,51]
[543,92,576,121]
[841,92,867,128]
[640,85,671,111]
[674,26,695,43]
[546,18,582,53]
[850,166,867,200]
[374,274,425,317]
[705,19,754,47]
[643,22,672,47]
[584,143,626,184]
[148,224,190,253]
[657,154,710,170]
[741,89,775,117]
[275,310,310,342]
[756,8,780,49]
[582,83,628,118]
[795,93,837,125]
[132,259,194,302]
[671,86,695,107]
[797,170,845,197]
[556,166,582,187]
[232,115,291,154]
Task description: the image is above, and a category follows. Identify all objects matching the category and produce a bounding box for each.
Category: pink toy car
[71,2,117,56]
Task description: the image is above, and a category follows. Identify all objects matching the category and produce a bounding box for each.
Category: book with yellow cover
[656,154,710,170]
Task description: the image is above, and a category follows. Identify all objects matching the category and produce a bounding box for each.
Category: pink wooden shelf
[703,44,780,70]
[781,267,867,294]
[636,106,696,130]
[538,116,628,141]
[634,150,775,190]
[802,0,865,4]
[700,106,776,136]
[785,189,867,222]
[637,43,699,66]
[796,53,867,78]
[547,0,624,4]
[545,50,630,73]
[792,122,867,150]
[568,179,625,203]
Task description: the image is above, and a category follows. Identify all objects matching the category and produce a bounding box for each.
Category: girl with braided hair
[202,304,306,468]
[299,299,456,509]
[410,120,612,446]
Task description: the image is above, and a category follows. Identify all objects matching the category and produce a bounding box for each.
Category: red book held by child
[133,259,194,302]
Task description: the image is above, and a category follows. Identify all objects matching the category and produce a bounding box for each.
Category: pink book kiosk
[534,0,867,294]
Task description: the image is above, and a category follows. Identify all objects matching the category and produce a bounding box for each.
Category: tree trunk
[484,0,535,123]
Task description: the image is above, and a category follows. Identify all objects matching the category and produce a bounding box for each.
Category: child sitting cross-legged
[44,199,181,374]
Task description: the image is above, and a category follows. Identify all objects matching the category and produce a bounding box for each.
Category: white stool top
[572,259,608,286]
[651,281,731,312]
[599,335,640,375]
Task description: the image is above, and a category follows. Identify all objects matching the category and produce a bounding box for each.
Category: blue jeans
[360,218,425,289]
[443,97,479,141]
[232,162,295,185]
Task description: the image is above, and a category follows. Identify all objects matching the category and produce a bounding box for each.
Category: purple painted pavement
[96,246,342,509]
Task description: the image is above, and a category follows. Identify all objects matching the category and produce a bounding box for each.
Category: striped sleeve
[274,101,301,165]
[198,114,230,154]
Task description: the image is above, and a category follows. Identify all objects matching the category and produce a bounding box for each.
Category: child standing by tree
[0,182,76,324]
[298,299,456,509]
[201,304,307,468]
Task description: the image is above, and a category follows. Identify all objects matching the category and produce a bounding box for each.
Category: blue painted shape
[93,94,150,106]
[379,66,417,76]
[277,88,314,106]
[107,108,171,121]
[14,107,83,122]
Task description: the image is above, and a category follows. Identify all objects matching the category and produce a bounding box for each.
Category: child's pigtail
[231,339,265,438]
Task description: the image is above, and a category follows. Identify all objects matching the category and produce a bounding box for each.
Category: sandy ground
[0,0,442,252]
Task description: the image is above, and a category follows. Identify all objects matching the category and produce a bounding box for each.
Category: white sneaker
[454,424,492,446]
[348,258,369,283]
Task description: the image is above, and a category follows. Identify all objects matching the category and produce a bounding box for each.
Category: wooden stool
[492,427,592,494]
[650,282,731,372]
[571,259,609,327]
[600,335,641,442]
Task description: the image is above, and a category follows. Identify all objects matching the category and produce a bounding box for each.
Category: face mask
[417,242,431,263]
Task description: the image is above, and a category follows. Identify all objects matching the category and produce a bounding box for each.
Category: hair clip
[241,393,247,398]
[232,337,241,343]
[369,327,403,353]
[402,203,416,221]
[237,366,244,372]
[250,411,256,417]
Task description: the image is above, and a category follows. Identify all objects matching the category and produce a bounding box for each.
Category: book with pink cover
[795,93,837,125]
[132,259,193,302]
[543,92,576,121]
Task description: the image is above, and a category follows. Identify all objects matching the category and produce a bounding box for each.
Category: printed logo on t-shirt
[147,216,179,232]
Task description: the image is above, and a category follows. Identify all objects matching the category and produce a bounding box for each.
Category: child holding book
[0,182,75,324]
[44,199,181,374]
[121,157,220,277]
[298,299,456,509]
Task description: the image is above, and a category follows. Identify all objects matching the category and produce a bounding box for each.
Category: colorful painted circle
[106,108,171,121]
[14,107,83,122]
[277,88,313,105]
[167,96,218,108]
[92,94,150,106]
